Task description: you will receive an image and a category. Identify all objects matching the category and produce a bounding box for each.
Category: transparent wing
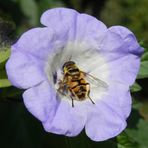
[81,71,108,90]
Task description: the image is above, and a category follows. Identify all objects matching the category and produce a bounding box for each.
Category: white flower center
[45,41,109,106]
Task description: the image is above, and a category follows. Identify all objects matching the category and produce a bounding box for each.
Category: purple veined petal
[41,8,107,43]
[6,51,46,89]
[12,27,69,62]
[121,92,132,118]
[41,8,78,27]
[108,26,144,55]
[23,81,58,122]
[97,30,142,86]
[85,100,127,141]
[75,13,107,44]
[106,53,140,86]
[99,30,127,53]
[99,83,132,119]
[109,26,134,38]
[42,100,87,137]
[41,8,78,41]
[12,27,53,61]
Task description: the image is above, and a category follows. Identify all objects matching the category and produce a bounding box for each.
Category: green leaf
[139,41,148,53]
[19,0,39,25]
[126,119,148,148]
[0,79,11,88]
[137,61,148,79]
[141,51,148,61]
[132,99,142,110]
[130,82,142,92]
[0,48,10,63]
[117,132,138,148]
[0,69,11,88]
[139,41,147,50]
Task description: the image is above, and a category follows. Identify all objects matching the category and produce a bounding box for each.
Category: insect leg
[69,88,76,107]
[88,91,95,104]
[57,79,68,96]
[57,87,66,96]
[58,84,75,108]
[87,84,95,105]
[70,96,74,107]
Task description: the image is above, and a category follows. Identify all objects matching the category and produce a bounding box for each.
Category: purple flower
[6,8,143,141]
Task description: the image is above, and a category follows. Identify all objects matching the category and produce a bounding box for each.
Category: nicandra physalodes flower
[6,8,143,141]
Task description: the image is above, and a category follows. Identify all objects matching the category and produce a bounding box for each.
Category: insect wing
[82,72,108,90]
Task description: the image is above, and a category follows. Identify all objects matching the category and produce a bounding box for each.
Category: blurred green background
[0,0,148,148]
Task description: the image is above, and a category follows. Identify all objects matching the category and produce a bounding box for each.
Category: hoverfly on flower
[6,8,143,141]
[58,61,108,107]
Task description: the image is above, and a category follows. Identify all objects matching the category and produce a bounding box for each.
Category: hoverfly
[57,61,108,107]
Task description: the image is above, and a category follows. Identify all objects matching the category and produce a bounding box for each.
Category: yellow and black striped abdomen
[69,78,90,101]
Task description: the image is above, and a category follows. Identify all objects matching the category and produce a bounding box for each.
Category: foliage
[100,0,148,45]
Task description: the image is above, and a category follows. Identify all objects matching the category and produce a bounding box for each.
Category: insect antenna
[64,55,72,63]
[68,55,72,61]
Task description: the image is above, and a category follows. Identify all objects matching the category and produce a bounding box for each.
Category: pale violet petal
[109,26,143,55]
[12,27,54,61]
[42,100,87,136]
[96,30,142,86]
[85,100,127,141]
[6,51,45,89]
[41,8,78,41]
[23,81,58,122]
[41,8,107,43]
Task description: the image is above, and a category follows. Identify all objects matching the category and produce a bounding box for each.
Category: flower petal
[88,81,131,119]
[98,30,142,86]
[118,89,132,118]
[41,8,78,27]
[41,8,107,43]
[23,81,58,122]
[6,51,45,89]
[42,100,87,137]
[41,8,78,41]
[12,27,54,61]
[75,13,107,45]
[100,84,132,119]
[109,26,143,55]
[85,100,126,141]
[107,53,140,86]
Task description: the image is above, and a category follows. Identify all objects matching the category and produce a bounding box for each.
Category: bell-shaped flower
[6,8,143,141]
